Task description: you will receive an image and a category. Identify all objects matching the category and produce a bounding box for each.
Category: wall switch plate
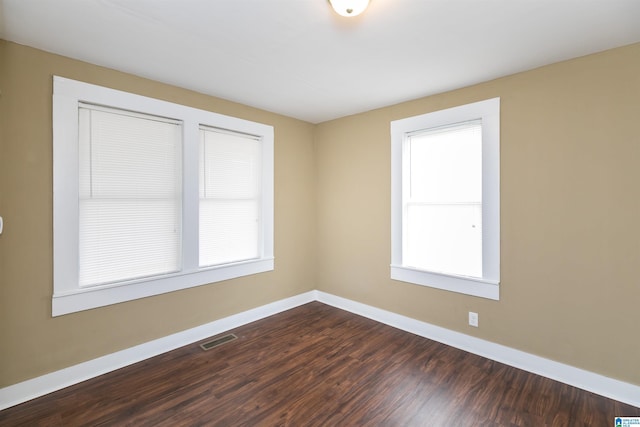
[469,311,479,327]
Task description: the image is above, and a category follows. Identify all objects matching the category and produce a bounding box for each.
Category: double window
[53,77,274,316]
[390,98,500,299]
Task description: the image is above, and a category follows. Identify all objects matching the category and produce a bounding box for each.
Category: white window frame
[53,76,274,316]
[390,98,500,300]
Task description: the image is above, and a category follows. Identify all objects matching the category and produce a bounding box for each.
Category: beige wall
[2,38,639,390]
[315,42,640,386]
[0,41,317,387]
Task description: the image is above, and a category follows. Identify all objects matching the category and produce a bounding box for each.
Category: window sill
[390,264,499,300]
[52,258,275,316]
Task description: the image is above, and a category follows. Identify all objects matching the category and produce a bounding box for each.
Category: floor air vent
[200,333,238,351]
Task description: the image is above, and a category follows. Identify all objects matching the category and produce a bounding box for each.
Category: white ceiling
[2,0,640,123]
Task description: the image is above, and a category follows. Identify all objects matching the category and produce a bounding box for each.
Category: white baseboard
[2,289,638,411]
[315,291,640,408]
[0,291,316,411]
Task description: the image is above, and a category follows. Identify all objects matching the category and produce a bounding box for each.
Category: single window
[199,126,262,267]
[390,98,500,300]
[53,76,274,316]
[78,105,183,287]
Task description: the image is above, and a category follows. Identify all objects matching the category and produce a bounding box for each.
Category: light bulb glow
[329,0,370,17]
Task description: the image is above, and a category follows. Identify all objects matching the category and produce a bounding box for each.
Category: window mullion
[182,120,200,273]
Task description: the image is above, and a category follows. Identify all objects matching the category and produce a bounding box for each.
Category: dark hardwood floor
[1,302,637,426]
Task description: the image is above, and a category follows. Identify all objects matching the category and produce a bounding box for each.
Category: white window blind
[404,120,482,278]
[78,105,182,287]
[199,126,261,267]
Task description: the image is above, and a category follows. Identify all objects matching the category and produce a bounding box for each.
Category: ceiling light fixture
[329,0,370,17]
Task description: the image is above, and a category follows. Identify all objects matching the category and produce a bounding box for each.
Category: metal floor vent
[199,333,238,351]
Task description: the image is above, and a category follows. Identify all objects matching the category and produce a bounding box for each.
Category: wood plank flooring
[1,302,638,426]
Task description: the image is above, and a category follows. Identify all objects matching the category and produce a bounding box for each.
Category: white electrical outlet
[468,311,479,327]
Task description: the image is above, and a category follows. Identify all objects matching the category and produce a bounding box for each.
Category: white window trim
[390,98,500,300]
[53,76,274,316]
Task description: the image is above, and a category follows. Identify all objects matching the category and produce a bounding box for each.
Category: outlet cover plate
[469,311,479,327]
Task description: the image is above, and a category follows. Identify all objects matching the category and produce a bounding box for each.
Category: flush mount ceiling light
[329,0,370,17]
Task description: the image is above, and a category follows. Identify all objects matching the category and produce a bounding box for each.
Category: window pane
[199,200,259,265]
[405,204,482,278]
[78,107,182,287]
[409,120,481,204]
[79,200,181,285]
[199,127,261,267]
